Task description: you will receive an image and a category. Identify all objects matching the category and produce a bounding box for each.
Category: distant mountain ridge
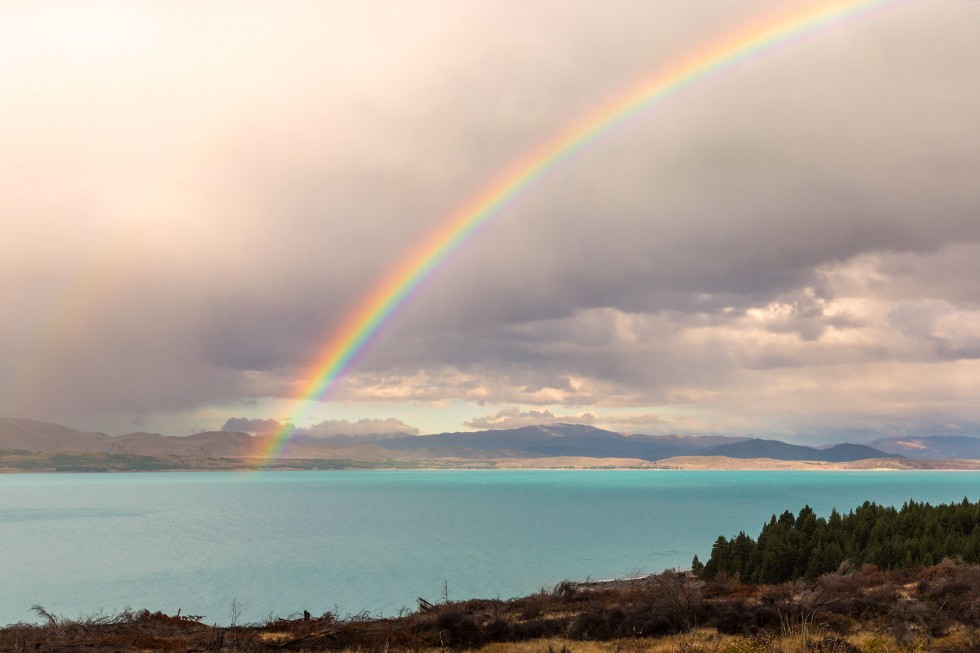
[4,418,977,467]
[374,425,749,461]
[868,435,980,460]
[0,418,256,458]
[373,427,909,462]
[0,418,106,451]
[705,439,904,462]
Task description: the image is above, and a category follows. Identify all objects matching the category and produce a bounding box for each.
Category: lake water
[1,470,977,626]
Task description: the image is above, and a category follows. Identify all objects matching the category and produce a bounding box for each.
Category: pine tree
[691,554,704,574]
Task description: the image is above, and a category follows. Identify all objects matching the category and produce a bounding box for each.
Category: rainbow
[255,0,906,466]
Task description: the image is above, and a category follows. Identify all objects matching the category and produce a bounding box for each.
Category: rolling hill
[704,438,903,462]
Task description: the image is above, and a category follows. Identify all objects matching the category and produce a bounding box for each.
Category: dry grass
[3,564,978,652]
[471,627,978,653]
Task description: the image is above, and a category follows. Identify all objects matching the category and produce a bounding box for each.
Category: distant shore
[1,452,979,473]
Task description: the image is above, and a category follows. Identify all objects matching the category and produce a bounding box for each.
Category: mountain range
[3,417,979,472]
[369,425,909,463]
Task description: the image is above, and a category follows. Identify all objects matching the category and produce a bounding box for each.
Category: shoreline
[3,455,979,474]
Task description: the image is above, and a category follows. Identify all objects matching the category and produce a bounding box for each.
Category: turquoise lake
[1,470,977,626]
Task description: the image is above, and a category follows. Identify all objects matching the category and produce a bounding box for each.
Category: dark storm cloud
[3,1,980,438]
[222,418,282,435]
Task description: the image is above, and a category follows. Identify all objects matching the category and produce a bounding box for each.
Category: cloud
[221,416,419,438]
[328,248,980,442]
[221,418,283,435]
[301,418,419,438]
[595,414,671,435]
[888,300,980,361]
[465,408,597,430]
[461,408,673,436]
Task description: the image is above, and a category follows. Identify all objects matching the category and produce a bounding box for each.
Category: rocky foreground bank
[2,560,978,652]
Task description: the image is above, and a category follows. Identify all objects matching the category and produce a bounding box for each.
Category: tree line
[694,497,980,584]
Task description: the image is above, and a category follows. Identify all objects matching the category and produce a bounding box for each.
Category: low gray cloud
[221,416,419,438]
[222,418,283,435]
[463,408,672,435]
[301,418,419,438]
[597,414,671,435]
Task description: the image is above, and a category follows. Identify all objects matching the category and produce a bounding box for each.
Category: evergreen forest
[695,497,980,584]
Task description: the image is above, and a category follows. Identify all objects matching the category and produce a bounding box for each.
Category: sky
[2,1,979,444]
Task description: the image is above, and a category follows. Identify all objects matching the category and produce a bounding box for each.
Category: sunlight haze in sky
[2,1,979,443]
